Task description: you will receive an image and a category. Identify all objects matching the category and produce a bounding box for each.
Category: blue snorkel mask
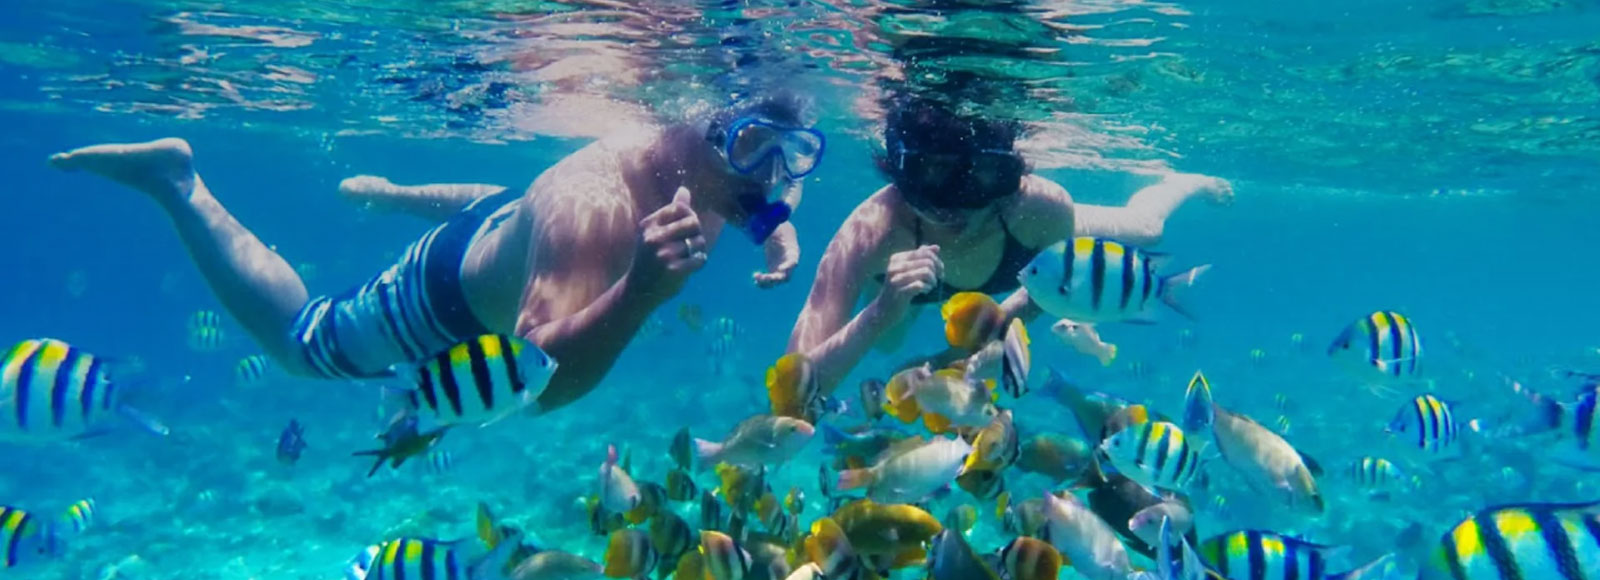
[707,115,825,244]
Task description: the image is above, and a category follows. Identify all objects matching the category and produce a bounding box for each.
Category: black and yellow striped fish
[1347,457,1405,490]
[57,500,95,535]
[1020,237,1210,324]
[1420,500,1600,580]
[235,354,272,387]
[700,530,754,580]
[1198,530,1345,580]
[399,335,558,428]
[1328,310,1422,379]
[1098,420,1206,491]
[0,338,167,442]
[359,534,518,580]
[0,505,65,568]
[1387,394,1464,453]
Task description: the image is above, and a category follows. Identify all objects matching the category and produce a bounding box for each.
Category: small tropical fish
[510,551,604,580]
[926,529,1003,580]
[666,468,699,502]
[351,412,448,478]
[602,529,658,580]
[1016,433,1095,484]
[767,353,825,423]
[1,504,74,569]
[1328,310,1422,379]
[1000,318,1032,398]
[829,499,943,556]
[1202,386,1323,515]
[1051,319,1116,366]
[882,366,998,434]
[649,511,694,572]
[1042,491,1136,580]
[276,419,307,465]
[964,410,1020,473]
[1127,500,1194,549]
[235,354,272,387]
[700,489,725,532]
[678,304,704,333]
[584,495,626,537]
[859,379,887,422]
[598,445,647,524]
[392,335,557,428]
[1347,457,1405,491]
[1386,394,1465,454]
[1099,420,1206,492]
[694,415,815,469]
[998,492,1048,538]
[426,450,455,475]
[1019,237,1210,324]
[1503,378,1600,470]
[1197,530,1350,580]
[837,436,972,504]
[700,530,754,580]
[784,486,805,516]
[802,517,874,580]
[186,310,226,352]
[941,292,1006,351]
[358,532,521,580]
[0,338,169,442]
[670,426,693,470]
[997,537,1065,580]
[1415,500,1600,580]
[956,467,1006,501]
[1081,472,1178,559]
[57,500,95,535]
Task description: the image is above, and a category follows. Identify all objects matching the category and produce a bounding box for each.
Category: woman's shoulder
[1004,175,1076,246]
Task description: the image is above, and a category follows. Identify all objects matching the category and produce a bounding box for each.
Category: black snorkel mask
[890,137,1025,212]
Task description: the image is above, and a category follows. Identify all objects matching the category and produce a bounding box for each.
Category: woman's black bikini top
[876,214,1041,306]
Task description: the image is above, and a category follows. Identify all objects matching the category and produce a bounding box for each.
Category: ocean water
[2,1,1599,579]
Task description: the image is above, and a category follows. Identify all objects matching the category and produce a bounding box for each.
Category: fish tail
[1501,377,1566,437]
[1100,344,1117,366]
[1159,264,1211,320]
[836,467,876,491]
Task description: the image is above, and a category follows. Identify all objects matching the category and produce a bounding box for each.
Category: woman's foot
[48,138,198,205]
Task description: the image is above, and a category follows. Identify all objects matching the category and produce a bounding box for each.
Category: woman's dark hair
[704,89,814,140]
[875,94,1024,182]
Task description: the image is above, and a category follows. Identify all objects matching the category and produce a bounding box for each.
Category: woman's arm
[787,192,932,394]
[1072,173,1232,247]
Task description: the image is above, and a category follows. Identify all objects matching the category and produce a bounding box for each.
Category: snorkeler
[47,93,825,415]
[786,96,1233,392]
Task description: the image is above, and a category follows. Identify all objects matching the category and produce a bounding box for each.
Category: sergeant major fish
[1019,237,1210,324]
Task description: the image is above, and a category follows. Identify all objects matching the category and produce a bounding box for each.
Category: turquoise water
[2,1,1599,579]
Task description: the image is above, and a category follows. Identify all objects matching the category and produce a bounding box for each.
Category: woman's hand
[878,244,943,307]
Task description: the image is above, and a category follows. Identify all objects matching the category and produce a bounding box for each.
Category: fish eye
[1029,266,1038,274]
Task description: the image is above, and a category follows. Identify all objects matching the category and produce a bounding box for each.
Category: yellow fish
[941,292,1006,351]
[766,353,823,422]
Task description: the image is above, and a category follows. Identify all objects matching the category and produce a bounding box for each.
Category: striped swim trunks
[288,189,521,379]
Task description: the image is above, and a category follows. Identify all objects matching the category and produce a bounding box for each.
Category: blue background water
[3,1,1600,578]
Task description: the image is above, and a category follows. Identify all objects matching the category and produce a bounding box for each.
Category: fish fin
[468,528,523,580]
[1100,344,1117,366]
[923,413,954,435]
[117,405,170,437]
[1329,554,1403,580]
[477,502,502,550]
[1182,371,1215,434]
[1298,451,1324,477]
[1158,264,1211,320]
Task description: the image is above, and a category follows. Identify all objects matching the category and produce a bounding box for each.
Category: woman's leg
[339,175,507,222]
[1073,173,1233,247]
[49,138,312,372]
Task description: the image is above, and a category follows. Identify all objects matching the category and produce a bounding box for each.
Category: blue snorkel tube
[740,186,794,244]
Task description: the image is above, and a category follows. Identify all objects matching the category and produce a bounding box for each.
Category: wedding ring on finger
[684,238,706,261]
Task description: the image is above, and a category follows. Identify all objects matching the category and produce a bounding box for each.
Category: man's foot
[48,138,197,205]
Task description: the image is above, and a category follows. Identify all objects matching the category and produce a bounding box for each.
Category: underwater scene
[2,0,1599,579]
